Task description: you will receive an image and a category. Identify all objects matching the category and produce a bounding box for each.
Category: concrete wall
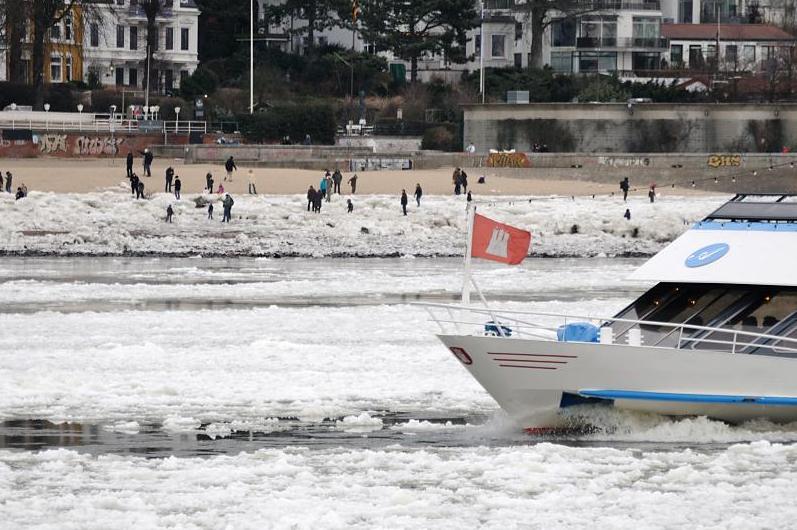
[463,103,797,153]
[334,136,422,153]
[0,131,181,158]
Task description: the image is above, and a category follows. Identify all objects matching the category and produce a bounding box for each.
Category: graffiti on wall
[707,154,742,168]
[39,134,68,153]
[598,156,651,167]
[486,152,530,168]
[74,136,125,156]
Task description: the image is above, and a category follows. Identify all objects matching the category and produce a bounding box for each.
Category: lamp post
[77,104,83,131]
[143,105,149,121]
[44,103,50,131]
[174,106,181,133]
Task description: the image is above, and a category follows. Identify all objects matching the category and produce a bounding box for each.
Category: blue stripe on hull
[579,389,797,406]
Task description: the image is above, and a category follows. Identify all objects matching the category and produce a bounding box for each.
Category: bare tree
[0,0,28,83]
[514,0,598,69]
[139,0,166,94]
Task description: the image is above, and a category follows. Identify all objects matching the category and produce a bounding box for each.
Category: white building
[254,0,794,80]
[83,0,200,93]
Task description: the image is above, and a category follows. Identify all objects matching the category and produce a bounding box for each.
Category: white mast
[462,203,476,305]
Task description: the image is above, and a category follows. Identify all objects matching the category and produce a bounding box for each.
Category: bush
[422,125,458,151]
[179,67,220,99]
[238,102,337,144]
[0,82,77,111]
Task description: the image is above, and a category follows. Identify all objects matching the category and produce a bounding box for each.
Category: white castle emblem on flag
[485,228,510,258]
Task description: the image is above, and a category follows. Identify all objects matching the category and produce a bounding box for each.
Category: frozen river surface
[2,256,797,529]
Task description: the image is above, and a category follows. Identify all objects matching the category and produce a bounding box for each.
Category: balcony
[128,6,174,19]
[576,37,669,50]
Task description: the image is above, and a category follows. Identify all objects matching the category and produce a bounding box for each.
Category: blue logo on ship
[685,243,729,268]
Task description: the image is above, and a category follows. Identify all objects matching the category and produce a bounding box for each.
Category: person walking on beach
[217,183,224,194]
[648,184,656,203]
[130,173,139,196]
[126,152,134,178]
[401,189,408,216]
[348,174,358,194]
[15,187,24,200]
[467,190,473,204]
[248,169,257,195]
[319,175,328,200]
[166,204,174,223]
[208,202,214,220]
[307,186,316,211]
[142,149,153,177]
[0,172,3,192]
[325,174,333,202]
[136,180,145,199]
[5,171,12,193]
[461,169,469,194]
[314,189,323,213]
[347,199,353,213]
[624,208,631,220]
[224,156,237,181]
[222,194,234,222]
[332,169,342,194]
[620,177,630,201]
[205,172,213,193]
[165,166,174,193]
[453,168,462,195]
[414,183,423,207]
[174,176,182,200]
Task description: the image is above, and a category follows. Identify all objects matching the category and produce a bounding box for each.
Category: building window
[678,0,693,23]
[491,34,505,58]
[689,44,704,68]
[117,25,125,48]
[632,16,660,47]
[181,28,189,50]
[580,16,617,47]
[90,24,99,47]
[129,67,138,87]
[671,44,683,66]
[65,16,73,41]
[725,44,737,67]
[51,24,61,41]
[50,55,62,82]
[165,69,174,92]
[551,18,576,47]
[632,52,660,71]
[578,52,616,72]
[475,34,481,54]
[180,70,189,86]
[166,27,174,50]
[130,26,138,50]
[514,53,522,67]
[65,55,72,81]
[550,51,573,72]
[743,45,756,65]
[515,22,523,41]
[116,67,125,86]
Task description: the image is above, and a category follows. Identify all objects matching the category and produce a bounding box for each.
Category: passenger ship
[423,194,797,427]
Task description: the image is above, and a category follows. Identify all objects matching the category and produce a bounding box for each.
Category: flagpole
[462,203,476,305]
[479,4,485,104]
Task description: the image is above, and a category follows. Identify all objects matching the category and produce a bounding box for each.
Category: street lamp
[143,105,149,120]
[44,103,50,131]
[151,105,160,120]
[44,103,50,112]
[77,103,84,131]
[174,106,181,133]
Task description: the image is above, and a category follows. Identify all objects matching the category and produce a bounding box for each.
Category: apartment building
[82,0,200,93]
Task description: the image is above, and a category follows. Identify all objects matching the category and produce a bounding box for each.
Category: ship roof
[630,194,797,286]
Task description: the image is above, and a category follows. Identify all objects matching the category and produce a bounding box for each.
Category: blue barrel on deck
[556,322,599,343]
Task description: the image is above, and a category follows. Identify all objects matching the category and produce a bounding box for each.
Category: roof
[662,23,797,42]
[630,195,797,286]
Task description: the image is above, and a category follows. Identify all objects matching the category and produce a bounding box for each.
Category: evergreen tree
[359,0,477,82]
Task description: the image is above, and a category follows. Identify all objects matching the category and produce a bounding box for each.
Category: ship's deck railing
[416,302,797,356]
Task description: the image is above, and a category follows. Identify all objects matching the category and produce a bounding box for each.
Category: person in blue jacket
[319,176,328,199]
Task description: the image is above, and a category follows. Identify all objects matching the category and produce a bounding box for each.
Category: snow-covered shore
[0,189,727,257]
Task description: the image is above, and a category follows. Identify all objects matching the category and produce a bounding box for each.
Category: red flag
[470,213,531,265]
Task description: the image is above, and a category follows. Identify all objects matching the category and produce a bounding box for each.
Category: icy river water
[2,256,797,528]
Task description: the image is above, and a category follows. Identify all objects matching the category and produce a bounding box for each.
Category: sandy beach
[0,158,705,196]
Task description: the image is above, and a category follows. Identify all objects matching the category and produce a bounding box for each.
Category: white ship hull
[437,334,797,427]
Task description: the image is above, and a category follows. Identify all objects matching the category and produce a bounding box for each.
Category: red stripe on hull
[492,358,567,364]
[498,364,558,370]
[488,352,577,359]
